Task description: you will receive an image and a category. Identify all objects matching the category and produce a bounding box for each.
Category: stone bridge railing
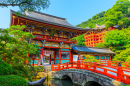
[51,69,126,86]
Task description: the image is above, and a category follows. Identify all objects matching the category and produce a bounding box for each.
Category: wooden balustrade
[51,60,130,84]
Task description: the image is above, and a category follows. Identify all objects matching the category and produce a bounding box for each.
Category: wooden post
[93,62,97,73]
[99,55,101,60]
[41,48,44,65]
[69,50,71,63]
[105,54,106,62]
[71,56,73,68]
[117,67,123,81]
[51,64,53,71]
[49,54,51,64]
[107,60,111,66]
[77,60,80,69]
[58,64,60,71]
[110,55,112,61]
[54,51,55,64]
[59,49,61,64]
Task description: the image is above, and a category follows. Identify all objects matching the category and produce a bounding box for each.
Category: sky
[0,0,118,29]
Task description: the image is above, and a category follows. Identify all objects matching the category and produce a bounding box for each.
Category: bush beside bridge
[0,75,28,86]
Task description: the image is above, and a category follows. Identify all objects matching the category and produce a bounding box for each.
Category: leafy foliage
[72,34,85,46]
[104,27,130,51]
[0,25,39,65]
[0,0,50,12]
[76,11,105,28]
[84,55,99,62]
[95,42,106,48]
[12,64,33,81]
[113,48,130,62]
[0,75,28,86]
[77,0,130,29]
[104,0,130,29]
[0,58,13,75]
[95,27,130,62]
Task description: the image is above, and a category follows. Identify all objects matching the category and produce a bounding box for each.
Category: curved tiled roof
[11,10,89,31]
[72,45,115,54]
[25,11,74,27]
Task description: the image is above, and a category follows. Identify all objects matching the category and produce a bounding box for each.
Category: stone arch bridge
[51,69,125,86]
[51,61,130,86]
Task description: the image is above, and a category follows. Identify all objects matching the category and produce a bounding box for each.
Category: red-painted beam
[34,37,76,44]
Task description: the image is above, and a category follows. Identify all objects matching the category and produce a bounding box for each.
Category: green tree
[0,0,50,12]
[95,27,130,62]
[113,48,130,62]
[76,11,105,28]
[95,42,106,48]
[0,25,39,65]
[104,0,130,29]
[84,55,99,62]
[72,34,85,46]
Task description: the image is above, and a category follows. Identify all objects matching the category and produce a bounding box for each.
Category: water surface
[42,79,79,86]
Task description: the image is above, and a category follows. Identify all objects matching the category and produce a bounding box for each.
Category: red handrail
[51,60,130,84]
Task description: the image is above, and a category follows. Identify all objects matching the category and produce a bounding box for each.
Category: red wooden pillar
[59,49,61,64]
[105,54,106,62]
[69,50,71,63]
[41,48,44,65]
[54,51,55,64]
[99,55,101,60]
[49,55,51,64]
[110,55,112,61]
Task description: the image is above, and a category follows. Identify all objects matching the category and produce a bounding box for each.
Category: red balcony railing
[51,60,130,84]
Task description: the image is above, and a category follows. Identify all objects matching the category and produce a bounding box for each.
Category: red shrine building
[84,24,117,47]
[10,10,114,66]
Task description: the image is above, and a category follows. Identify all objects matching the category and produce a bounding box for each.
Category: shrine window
[34,60,38,64]
[61,52,69,59]
[94,56,99,59]
[55,52,59,59]
[101,56,105,59]
[106,56,110,60]
[29,60,33,64]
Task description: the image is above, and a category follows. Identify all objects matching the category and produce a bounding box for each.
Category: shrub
[0,58,13,75]
[33,66,44,72]
[12,64,31,81]
[0,75,28,86]
[84,55,99,62]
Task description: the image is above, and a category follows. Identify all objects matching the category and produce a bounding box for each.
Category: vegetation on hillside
[76,11,105,28]
[71,34,85,46]
[95,26,130,62]
[76,0,130,29]
[105,0,130,29]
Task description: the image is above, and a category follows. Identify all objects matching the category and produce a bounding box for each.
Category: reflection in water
[32,78,100,86]
[38,79,80,86]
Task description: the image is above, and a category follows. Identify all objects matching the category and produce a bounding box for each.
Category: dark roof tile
[72,45,115,54]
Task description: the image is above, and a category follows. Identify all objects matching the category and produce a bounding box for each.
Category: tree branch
[0,1,34,6]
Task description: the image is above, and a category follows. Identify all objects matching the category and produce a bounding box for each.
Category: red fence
[51,60,130,84]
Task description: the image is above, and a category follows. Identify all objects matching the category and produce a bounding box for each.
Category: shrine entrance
[43,50,55,65]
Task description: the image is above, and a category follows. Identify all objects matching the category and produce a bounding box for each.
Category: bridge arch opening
[61,75,72,82]
[85,81,102,86]
[61,75,74,86]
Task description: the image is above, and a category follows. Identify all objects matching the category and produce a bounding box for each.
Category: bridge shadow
[61,75,76,86]
[85,81,102,86]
